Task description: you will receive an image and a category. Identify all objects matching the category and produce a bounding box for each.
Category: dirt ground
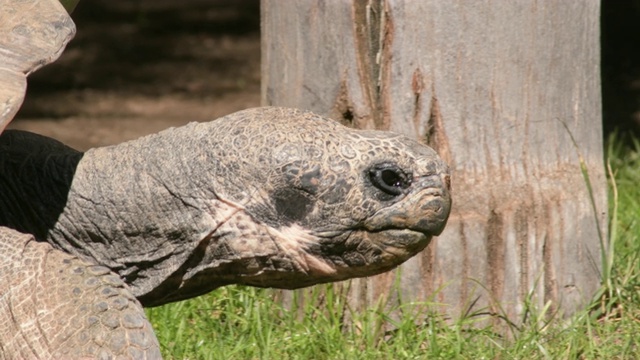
[9,0,261,150]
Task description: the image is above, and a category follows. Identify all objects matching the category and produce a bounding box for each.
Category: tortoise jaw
[363,181,452,238]
[314,228,433,279]
[366,229,433,259]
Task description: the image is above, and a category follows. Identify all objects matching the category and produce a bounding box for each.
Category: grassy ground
[146,138,640,359]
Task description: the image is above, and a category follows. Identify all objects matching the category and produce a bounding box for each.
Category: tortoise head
[203,107,451,288]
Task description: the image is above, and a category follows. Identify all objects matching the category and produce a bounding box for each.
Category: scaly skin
[0,227,161,358]
[0,106,451,357]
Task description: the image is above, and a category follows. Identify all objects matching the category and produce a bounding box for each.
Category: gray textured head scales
[176,107,452,293]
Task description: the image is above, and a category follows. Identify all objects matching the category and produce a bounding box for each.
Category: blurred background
[11,0,261,149]
[9,0,640,150]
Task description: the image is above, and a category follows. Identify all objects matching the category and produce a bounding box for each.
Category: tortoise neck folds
[45,125,234,302]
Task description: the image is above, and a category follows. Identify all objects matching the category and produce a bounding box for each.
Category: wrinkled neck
[45,127,219,299]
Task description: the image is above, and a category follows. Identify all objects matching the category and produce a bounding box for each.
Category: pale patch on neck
[268,224,337,276]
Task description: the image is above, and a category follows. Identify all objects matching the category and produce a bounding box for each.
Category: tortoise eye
[368,163,411,196]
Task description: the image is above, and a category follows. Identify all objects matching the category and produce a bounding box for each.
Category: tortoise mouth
[362,185,451,237]
[314,228,432,278]
[366,229,433,258]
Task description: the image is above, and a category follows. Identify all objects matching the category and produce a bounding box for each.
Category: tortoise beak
[406,173,451,235]
[390,173,451,236]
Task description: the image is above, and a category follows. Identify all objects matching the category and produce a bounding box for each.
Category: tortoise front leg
[0,227,161,359]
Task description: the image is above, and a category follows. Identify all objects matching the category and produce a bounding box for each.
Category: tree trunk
[261,0,606,322]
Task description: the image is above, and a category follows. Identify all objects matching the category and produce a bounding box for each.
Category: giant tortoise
[0,1,451,358]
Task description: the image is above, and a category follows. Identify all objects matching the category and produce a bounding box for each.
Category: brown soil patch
[9,0,261,150]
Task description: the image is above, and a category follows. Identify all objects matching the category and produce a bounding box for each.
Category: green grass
[147,136,640,359]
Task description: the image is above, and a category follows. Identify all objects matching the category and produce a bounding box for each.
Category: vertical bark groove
[331,78,356,127]
[352,1,379,127]
[515,205,530,303]
[352,0,393,130]
[486,207,505,314]
[411,68,424,135]
[543,233,558,315]
[425,91,452,165]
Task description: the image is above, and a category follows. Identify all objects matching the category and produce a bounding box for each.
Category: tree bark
[262,0,606,322]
